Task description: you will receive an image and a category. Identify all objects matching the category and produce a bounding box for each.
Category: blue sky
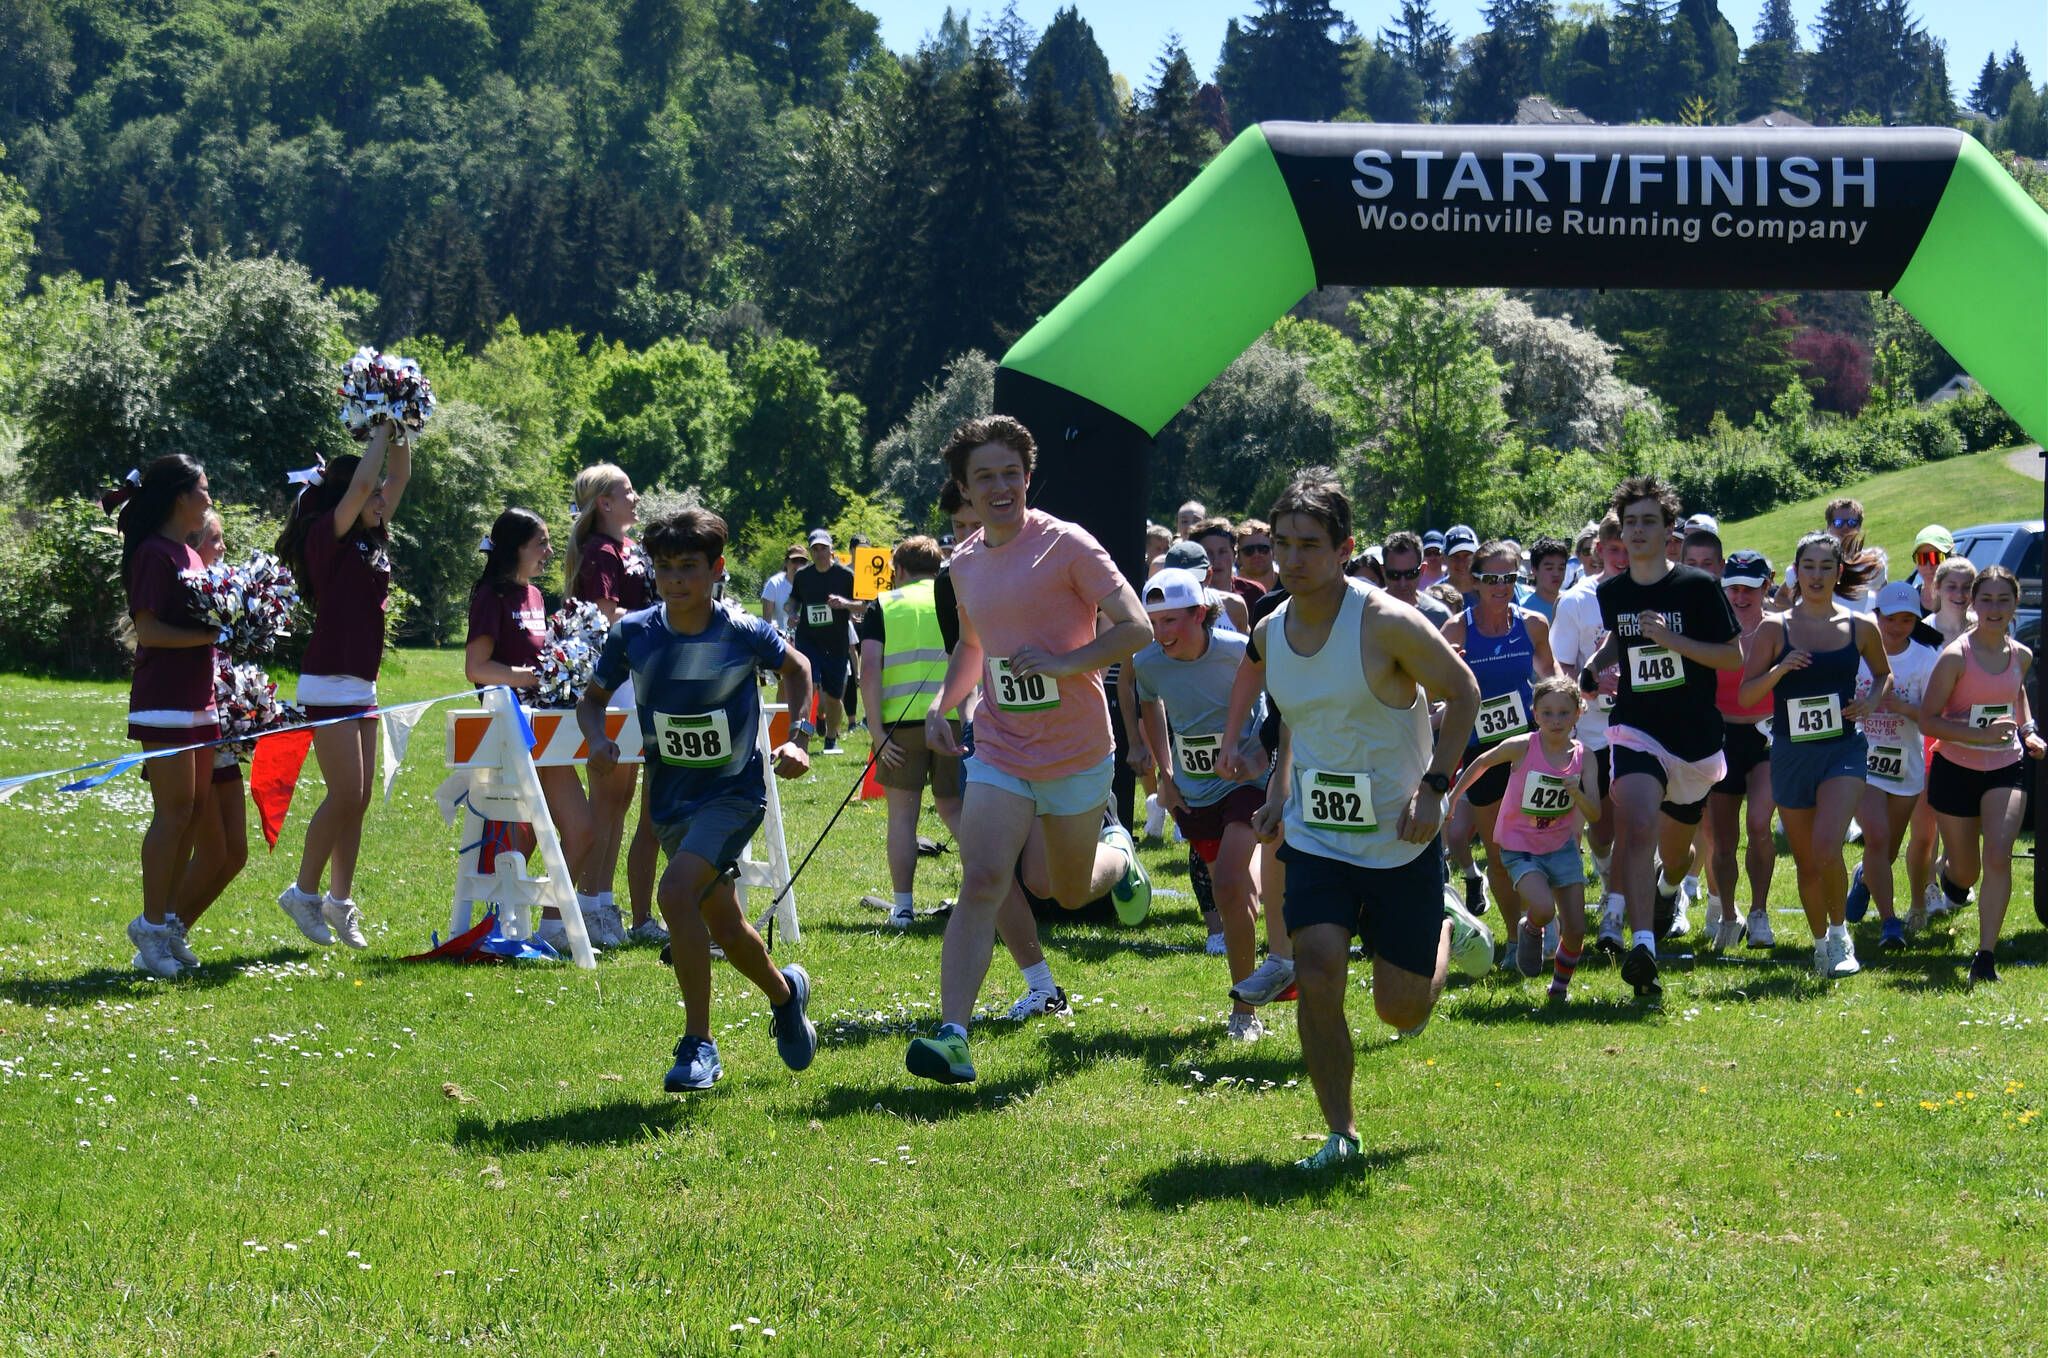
[859,1,2047,104]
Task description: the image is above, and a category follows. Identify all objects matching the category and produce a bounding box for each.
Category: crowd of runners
[109,419,2041,1169]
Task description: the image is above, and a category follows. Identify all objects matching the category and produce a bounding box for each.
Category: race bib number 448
[1628,644,1682,692]
[989,657,1059,712]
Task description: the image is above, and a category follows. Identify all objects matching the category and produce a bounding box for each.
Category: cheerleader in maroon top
[566,463,662,948]
[465,508,596,954]
[118,455,219,979]
[274,423,411,950]
[166,508,251,944]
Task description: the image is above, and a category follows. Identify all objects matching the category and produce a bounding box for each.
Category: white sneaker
[1904,894,1928,935]
[1925,878,1952,919]
[1143,793,1165,838]
[583,902,628,948]
[1667,901,1692,939]
[1829,932,1861,978]
[627,917,670,945]
[1204,932,1228,956]
[1813,939,1831,976]
[163,914,202,969]
[1714,911,1744,953]
[321,895,368,949]
[1226,1012,1268,1042]
[127,915,183,979]
[1230,955,1297,1006]
[1596,900,1626,955]
[1701,893,1723,933]
[535,916,599,958]
[1744,908,1775,949]
[887,902,916,930]
[1004,985,1068,1021]
[278,885,334,946]
[1542,914,1559,962]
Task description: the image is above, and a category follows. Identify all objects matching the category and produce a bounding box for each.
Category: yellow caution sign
[852,545,893,600]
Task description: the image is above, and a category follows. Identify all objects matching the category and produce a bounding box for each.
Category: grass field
[1,649,2042,1356]
[1718,445,2043,568]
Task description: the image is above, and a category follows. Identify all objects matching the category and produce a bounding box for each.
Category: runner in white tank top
[1223,473,1481,1172]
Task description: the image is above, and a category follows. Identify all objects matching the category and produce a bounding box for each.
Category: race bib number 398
[654,710,733,767]
[989,657,1059,712]
[1298,768,1375,833]
[1628,644,1683,692]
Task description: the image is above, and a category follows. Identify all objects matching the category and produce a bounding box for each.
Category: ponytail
[119,455,205,588]
[273,452,364,605]
[475,508,546,598]
[566,463,631,596]
[99,467,141,516]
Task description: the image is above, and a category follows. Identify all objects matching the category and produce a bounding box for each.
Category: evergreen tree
[1908,41,1955,124]
[1969,51,2004,116]
[1450,32,1524,121]
[1379,0,1458,115]
[1025,7,1115,120]
[929,8,974,78]
[1755,0,1798,46]
[1482,0,1557,99]
[1607,0,1672,122]
[1739,36,1805,118]
[1609,290,1804,433]
[1995,46,2034,117]
[979,1,1036,91]
[1215,0,1349,126]
[1808,0,1886,121]
[1559,21,1613,121]
[1346,41,1425,123]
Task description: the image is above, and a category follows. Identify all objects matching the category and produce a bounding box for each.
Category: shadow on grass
[0,946,313,1007]
[1037,1026,1307,1085]
[803,1069,1055,1122]
[453,1097,705,1151]
[1127,1143,1426,1209]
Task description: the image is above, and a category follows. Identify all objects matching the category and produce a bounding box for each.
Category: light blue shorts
[1497,843,1586,890]
[963,754,1114,818]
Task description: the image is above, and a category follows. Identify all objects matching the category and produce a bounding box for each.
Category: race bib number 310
[654,710,733,767]
[1298,768,1376,834]
[1628,644,1683,692]
[989,657,1059,712]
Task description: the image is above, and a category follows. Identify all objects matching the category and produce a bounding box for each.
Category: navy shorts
[794,639,849,701]
[1714,721,1769,796]
[654,795,765,873]
[1279,836,1446,978]
[1770,731,1867,811]
[1459,751,1513,807]
[1611,745,1709,826]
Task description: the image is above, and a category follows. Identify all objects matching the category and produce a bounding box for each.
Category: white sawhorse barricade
[436,689,800,970]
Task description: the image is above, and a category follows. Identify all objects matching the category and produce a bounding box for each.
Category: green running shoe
[1294,1131,1361,1170]
[905,1028,976,1084]
[1102,820,1151,925]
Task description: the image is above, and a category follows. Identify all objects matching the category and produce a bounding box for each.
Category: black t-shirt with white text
[790,563,855,655]
[1597,562,1739,762]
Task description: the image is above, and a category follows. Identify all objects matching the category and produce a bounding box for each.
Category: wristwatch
[1421,771,1451,796]
[789,718,816,741]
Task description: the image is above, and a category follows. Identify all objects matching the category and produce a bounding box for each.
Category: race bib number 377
[989,657,1059,712]
[804,603,832,627]
[1298,768,1375,833]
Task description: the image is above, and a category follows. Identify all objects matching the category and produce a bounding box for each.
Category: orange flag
[249,727,317,848]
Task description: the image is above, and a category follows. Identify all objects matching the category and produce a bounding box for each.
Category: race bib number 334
[989,657,1059,712]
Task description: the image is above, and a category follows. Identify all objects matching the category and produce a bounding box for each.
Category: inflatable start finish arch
[994,123,2048,573]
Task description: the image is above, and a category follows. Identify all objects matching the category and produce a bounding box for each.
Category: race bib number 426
[1298,768,1375,833]
[1520,772,1574,818]
[989,657,1059,712]
[654,710,733,767]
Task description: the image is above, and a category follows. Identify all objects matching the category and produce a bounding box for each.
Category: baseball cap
[1445,525,1479,554]
[1686,513,1721,537]
[1142,567,1206,613]
[807,529,833,547]
[784,541,806,559]
[1721,550,1771,588]
[1874,580,1922,615]
[1422,530,1445,553]
[1913,524,1954,555]
[1162,539,1210,572]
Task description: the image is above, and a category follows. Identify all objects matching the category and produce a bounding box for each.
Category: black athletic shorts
[1459,750,1513,807]
[1592,745,1611,801]
[1927,752,2029,819]
[1611,745,1709,826]
[1713,721,1770,797]
[1279,836,1446,978]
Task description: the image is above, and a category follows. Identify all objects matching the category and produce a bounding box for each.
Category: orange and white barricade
[437,696,799,961]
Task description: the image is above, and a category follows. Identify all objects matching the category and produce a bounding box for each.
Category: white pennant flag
[380,702,432,804]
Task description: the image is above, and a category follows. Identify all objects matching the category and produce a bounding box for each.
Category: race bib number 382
[1298,768,1375,833]
[989,657,1059,712]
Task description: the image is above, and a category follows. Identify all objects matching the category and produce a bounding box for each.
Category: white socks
[1632,930,1656,951]
[1021,960,1055,993]
[575,891,601,915]
[893,890,914,912]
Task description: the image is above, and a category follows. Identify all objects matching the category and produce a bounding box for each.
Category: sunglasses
[1238,542,1272,555]
[1915,548,1947,565]
[1475,572,1518,585]
[1385,566,1423,581]
[1830,517,1862,529]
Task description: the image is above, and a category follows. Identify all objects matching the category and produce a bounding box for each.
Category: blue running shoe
[1844,864,1869,922]
[664,1035,722,1092]
[1879,917,1906,952]
[771,963,818,1071]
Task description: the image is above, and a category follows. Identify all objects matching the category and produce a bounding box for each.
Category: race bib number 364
[989,657,1059,712]
[1298,768,1375,833]
[654,710,733,767]
[1176,733,1222,780]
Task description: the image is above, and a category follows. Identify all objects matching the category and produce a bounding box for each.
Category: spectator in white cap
[1844,579,1945,948]
[1444,524,1480,602]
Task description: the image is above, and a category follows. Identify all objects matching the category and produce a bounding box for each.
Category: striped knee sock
[1549,943,1582,996]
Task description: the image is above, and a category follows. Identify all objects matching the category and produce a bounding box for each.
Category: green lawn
[1,650,2042,1355]
[1719,445,2042,568]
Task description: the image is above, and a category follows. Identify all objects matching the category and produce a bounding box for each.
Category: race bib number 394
[989,657,1059,712]
[1866,742,1906,782]
[1298,768,1375,833]
[654,710,733,767]
[1628,644,1683,692]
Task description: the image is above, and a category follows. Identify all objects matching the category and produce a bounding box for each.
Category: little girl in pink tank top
[1450,676,1604,999]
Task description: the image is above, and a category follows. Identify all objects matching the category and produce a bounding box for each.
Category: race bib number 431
[654,710,733,767]
[989,657,1059,712]
[1788,693,1843,743]
[1628,644,1683,692]
[1298,768,1375,833]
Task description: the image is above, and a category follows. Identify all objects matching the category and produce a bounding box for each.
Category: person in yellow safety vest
[857,536,965,929]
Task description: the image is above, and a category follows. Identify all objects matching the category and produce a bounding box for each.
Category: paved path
[2009,446,2044,482]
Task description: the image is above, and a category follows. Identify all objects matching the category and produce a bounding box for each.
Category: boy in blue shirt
[578,507,821,1091]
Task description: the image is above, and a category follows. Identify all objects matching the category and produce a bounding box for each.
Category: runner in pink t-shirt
[906,417,1154,1086]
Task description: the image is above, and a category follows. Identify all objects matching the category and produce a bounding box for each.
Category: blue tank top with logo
[1463,606,1538,749]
